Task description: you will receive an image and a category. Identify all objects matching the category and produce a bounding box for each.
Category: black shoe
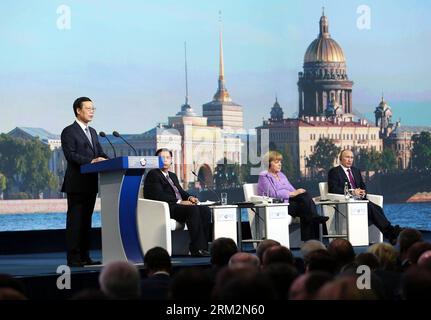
[67,260,85,267]
[190,249,210,257]
[312,216,329,224]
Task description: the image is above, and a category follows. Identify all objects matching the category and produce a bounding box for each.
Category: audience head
[401,265,431,299]
[305,249,337,275]
[210,237,238,268]
[262,245,294,267]
[355,252,380,271]
[143,246,172,275]
[368,243,398,271]
[0,288,27,300]
[398,228,423,259]
[316,276,378,300]
[301,240,326,260]
[418,250,431,270]
[261,263,298,300]
[99,261,141,299]
[214,266,276,300]
[228,252,260,270]
[256,239,280,263]
[0,274,27,297]
[327,239,355,271]
[406,241,431,265]
[262,246,295,267]
[289,272,333,300]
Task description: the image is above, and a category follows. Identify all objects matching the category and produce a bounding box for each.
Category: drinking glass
[221,192,228,205]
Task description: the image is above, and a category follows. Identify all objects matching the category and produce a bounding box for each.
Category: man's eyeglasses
[83,107,96,111]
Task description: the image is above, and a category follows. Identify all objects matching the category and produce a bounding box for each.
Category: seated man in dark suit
[144,148,211,257]
[328,149,402,245]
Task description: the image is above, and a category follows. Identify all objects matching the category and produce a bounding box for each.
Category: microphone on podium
[191,170,221,204]
[99,131,117,158]
[113,131,138,156]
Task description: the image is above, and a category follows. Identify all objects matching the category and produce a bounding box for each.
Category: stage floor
[0,250,211,278]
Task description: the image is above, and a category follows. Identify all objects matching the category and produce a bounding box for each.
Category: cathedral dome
[304,12,346,63]
[304,38,345,63]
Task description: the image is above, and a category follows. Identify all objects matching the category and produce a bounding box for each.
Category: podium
[81,156,162,264]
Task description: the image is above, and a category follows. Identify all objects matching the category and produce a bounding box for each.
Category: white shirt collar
[160,170,169,177]
[75,118,89,131]
[340,164,353,176]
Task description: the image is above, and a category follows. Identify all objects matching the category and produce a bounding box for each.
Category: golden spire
[213,10,231,102]
[219,11,224,82]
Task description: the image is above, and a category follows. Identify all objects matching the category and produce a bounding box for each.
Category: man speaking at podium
[144,148,211,257]
[61,97,108,267]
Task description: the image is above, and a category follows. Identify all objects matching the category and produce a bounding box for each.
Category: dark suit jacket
[143,169,191,205]
[140,273,171,300]
[61,121,107,193]
[327,165,366,195]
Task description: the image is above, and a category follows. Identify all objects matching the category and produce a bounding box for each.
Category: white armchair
[318,182,383,244]
[243,183,302,248]
[136,197,190,256]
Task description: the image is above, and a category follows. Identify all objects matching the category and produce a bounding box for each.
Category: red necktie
[347,169,357,189]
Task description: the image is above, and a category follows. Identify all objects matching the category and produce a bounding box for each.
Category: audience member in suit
[328,149,402,245]
[144,148,211,257]
[141,247,172,300]
[61,97,108,267]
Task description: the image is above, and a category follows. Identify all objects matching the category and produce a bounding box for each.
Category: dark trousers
[367,200,391,234]
[288,192,325,241]
[66,192,97,262]
[169,204,212,252]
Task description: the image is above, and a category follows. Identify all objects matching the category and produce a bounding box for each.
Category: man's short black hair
[73,97,92,117]
[144,247,172,273]
[155,148,173,157]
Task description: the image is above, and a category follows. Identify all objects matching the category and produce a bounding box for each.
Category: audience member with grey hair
[300,240,326,259]
[228,252,260,270]
[99,261,141,299]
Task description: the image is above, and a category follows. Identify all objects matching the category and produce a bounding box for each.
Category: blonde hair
[262,151,283,170]
[367,243,397,271]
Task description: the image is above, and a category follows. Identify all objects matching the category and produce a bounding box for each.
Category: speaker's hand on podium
[91,157,107,164]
